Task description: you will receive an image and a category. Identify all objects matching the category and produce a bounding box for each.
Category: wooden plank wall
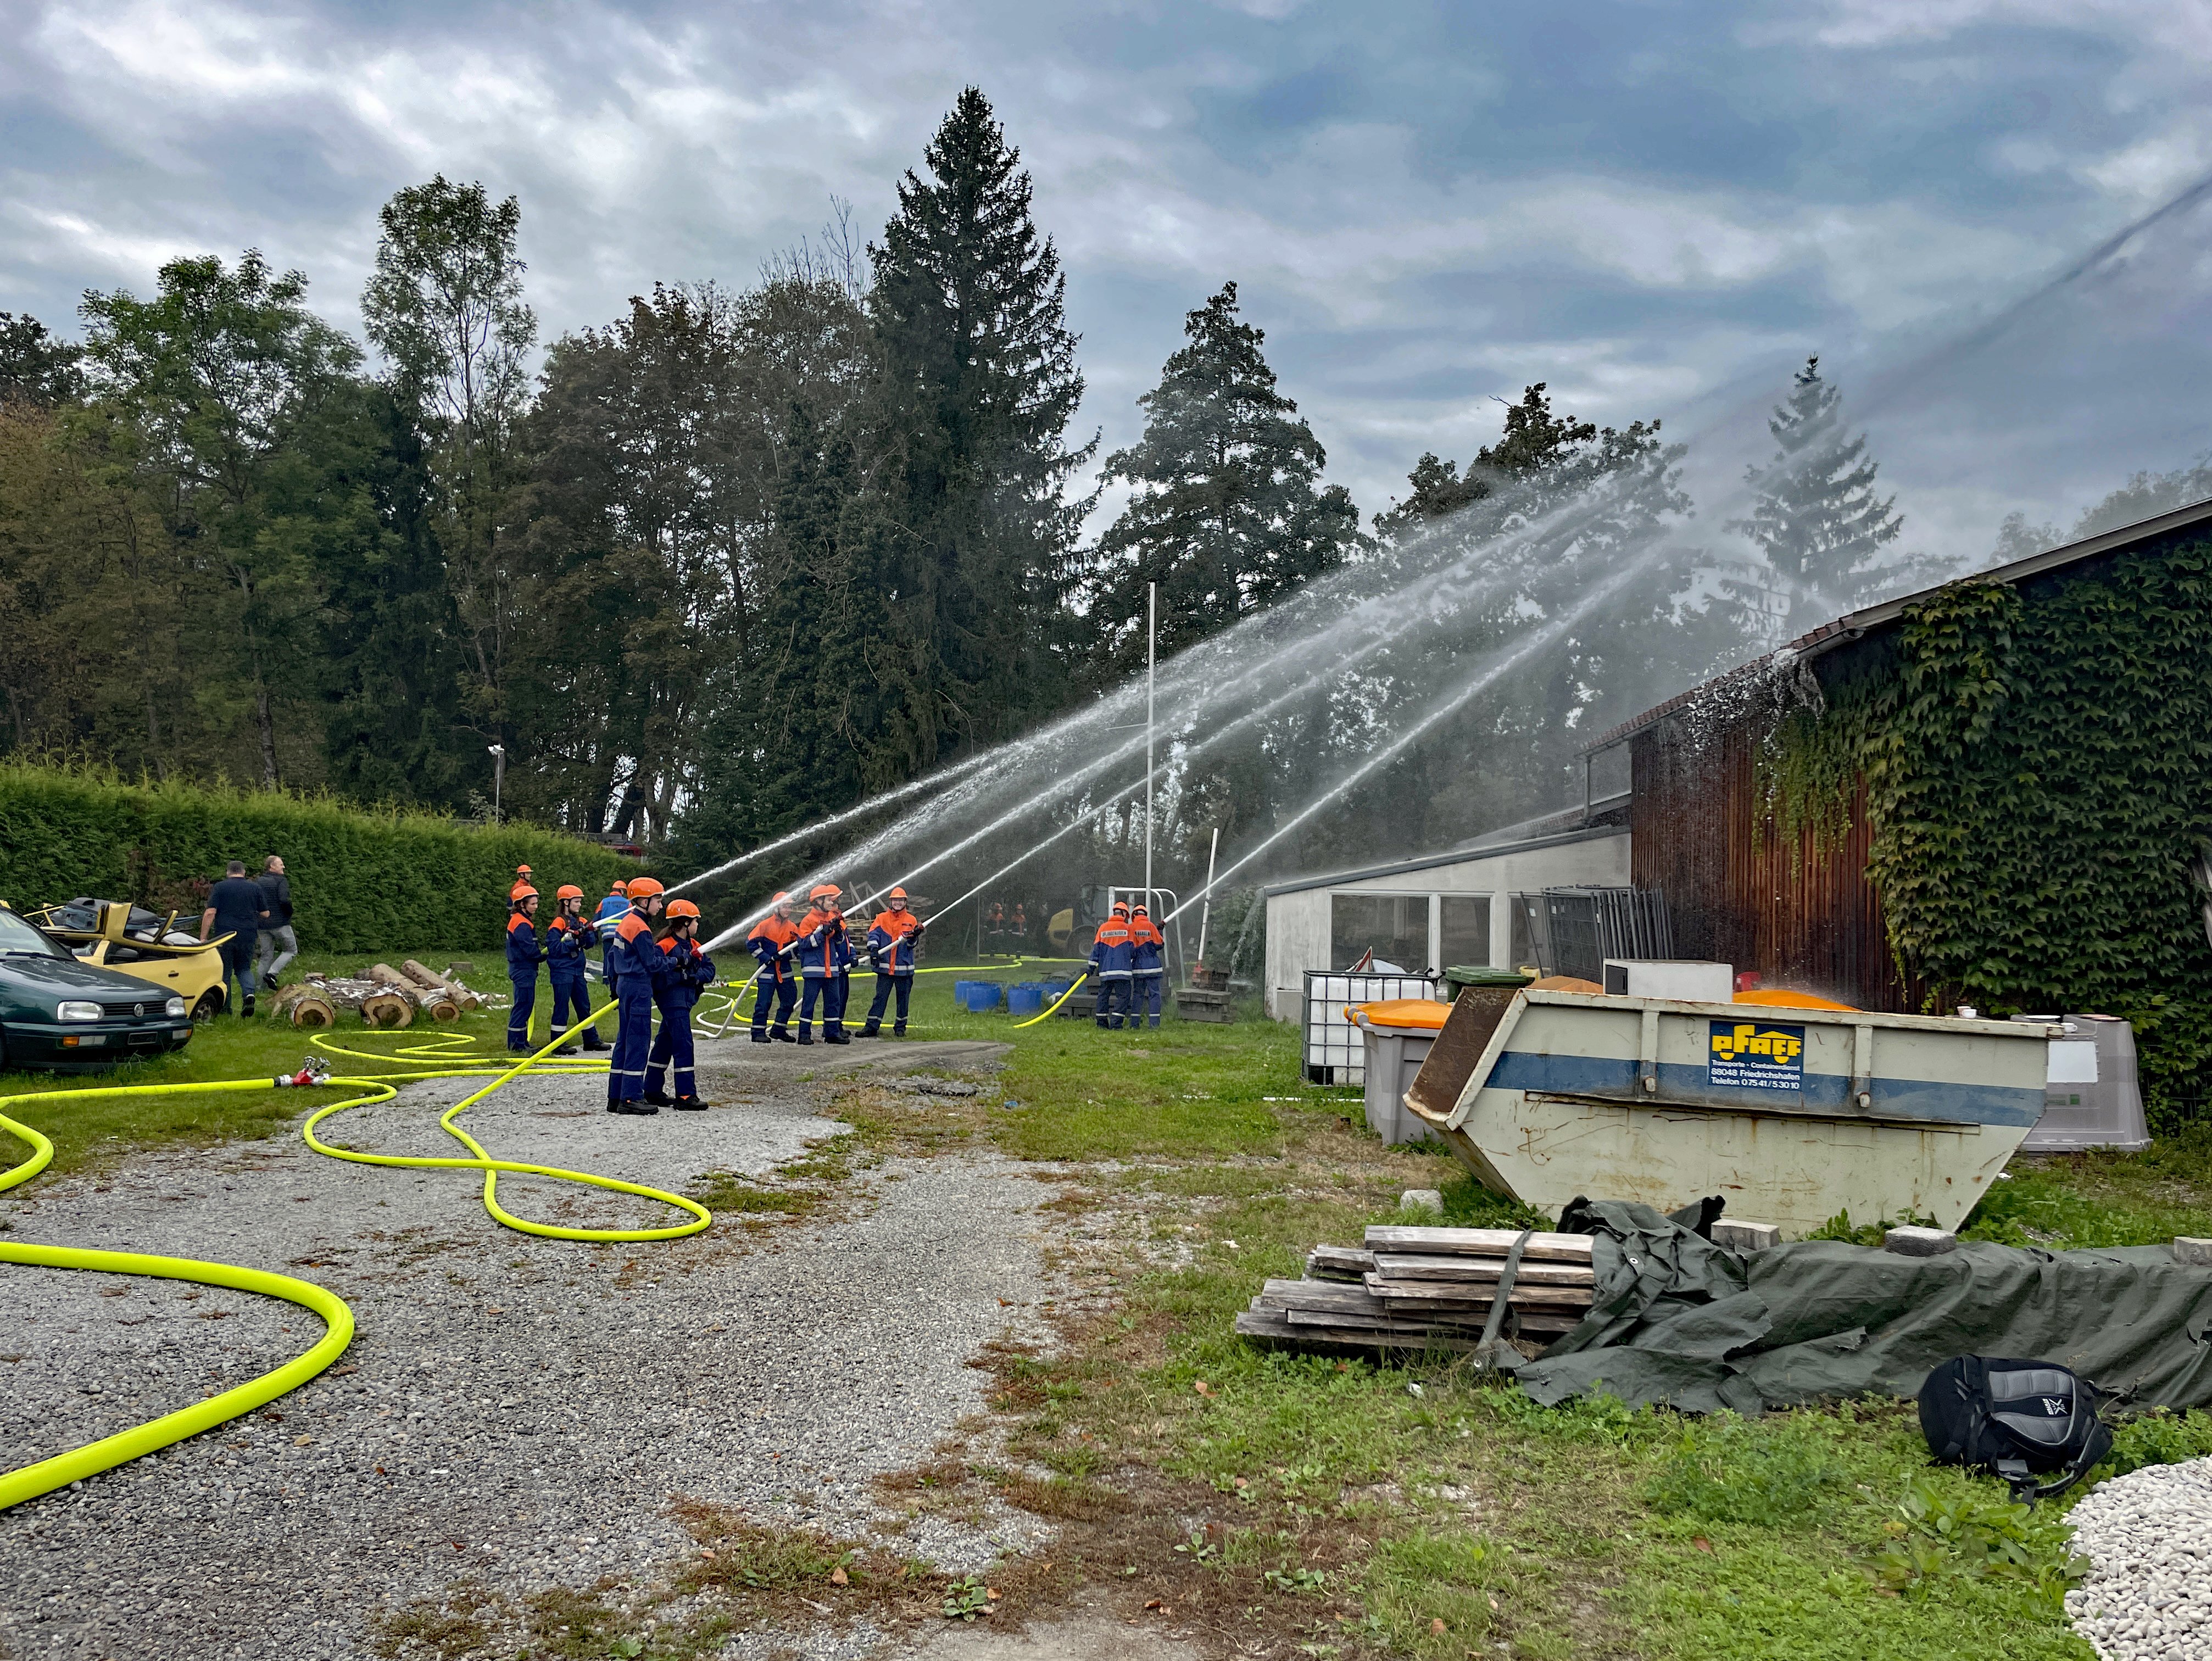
[1629,718,1915,1012]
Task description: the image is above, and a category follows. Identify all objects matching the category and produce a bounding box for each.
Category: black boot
[796,1030,814,1046]
[242,994,256,1018]
[858,1023,881,1038]
[580,1035,610,1052]
[673,1095,708,1111]
[893,1023,907,1038]
[643,1089,673,1106]
[751,1032,772,1045]
[824,1029,850,1046]
[553,1044,581,1056]
[771,1027,795,1044]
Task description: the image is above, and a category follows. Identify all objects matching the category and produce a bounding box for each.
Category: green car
[0,906,196,1071]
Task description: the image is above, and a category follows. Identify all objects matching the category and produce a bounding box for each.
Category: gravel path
[0,1046,1051,1660]
[2066,1456,2212,1659]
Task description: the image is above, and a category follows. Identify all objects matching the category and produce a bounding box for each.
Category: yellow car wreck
[26,898,232,1021]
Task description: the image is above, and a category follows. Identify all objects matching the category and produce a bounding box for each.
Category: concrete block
[2173,1237,2212,1268]
[1884,1225,1958,1257]
[1400,1189,1444,1216]
[1712,1219,1782,1252]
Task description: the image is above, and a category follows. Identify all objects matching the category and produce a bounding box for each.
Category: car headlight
[166,996,187,1017]
[57,1001,102,1022]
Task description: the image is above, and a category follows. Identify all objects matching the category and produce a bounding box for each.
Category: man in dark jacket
[199,861,269,1018]
[255,855,297,990]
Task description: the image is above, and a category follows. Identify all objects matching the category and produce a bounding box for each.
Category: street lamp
[487,744,505,824]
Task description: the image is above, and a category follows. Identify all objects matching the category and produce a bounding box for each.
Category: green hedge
[0,763,635,956]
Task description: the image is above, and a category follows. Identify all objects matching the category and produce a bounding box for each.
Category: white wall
[1263,832,1630,1019]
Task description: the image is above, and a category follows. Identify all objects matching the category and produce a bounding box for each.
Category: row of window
[1329,893,1511,974]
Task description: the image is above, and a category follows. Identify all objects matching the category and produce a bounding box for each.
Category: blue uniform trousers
[508,973,538,1050]
[645,1001,696,1098]
[1133,972,1163,1028]
[1095,976,1132,1029]
[549,969,593,1038]
[606,982,655,1105]
[799,973,847,1035]
[751,974,797,1036]
[863,972,912,1032]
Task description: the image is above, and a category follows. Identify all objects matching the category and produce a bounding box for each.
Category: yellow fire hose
[0,1005,709,1512]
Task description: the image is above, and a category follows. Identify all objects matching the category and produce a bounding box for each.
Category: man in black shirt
[254,855,297,989]
[200,860,269,1017]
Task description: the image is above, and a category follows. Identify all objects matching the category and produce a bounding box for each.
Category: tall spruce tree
[867,88,1095,765]
[1085,282,1360,675]
[1728,356,1905,636]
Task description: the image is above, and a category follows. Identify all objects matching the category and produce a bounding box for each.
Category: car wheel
[192,989,226,1023]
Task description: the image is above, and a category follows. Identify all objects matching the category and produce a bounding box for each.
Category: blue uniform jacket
[1130,928,1163,977]
[651,938,717,1012]
[1089,920,1134,980]
[865,912,923,974]
[607,912,656,990]
[547,915,596,974]
[505,915,543,977]
[796,910,852,978]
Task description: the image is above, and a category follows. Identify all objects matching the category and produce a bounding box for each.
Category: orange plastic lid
[1349,999,1450,1031]
[1735,988,1859,1011]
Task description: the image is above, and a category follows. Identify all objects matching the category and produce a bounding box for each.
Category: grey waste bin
[1357,1013,1441,1145]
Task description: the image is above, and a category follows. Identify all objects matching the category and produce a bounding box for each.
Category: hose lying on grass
[0,1008,710,1512]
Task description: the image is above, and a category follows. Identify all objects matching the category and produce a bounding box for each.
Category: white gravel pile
[2066,1455,2212,1659]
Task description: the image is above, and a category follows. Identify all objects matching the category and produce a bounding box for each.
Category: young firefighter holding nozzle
[795,885,853,1045]
[544,885,605,1054]
[859,885,924,1038]
[1128,903,1166,1031]
[505,887,545,1052]
[642,900,715,1109]
[748,891,802,1043]
[1089,900,1135,1029]
[605,876,666,1114]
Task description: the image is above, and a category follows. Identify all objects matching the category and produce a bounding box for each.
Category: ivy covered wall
[1770,536,2212,1121]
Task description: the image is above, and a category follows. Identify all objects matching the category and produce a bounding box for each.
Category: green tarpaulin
[1512,1201,2212,1414]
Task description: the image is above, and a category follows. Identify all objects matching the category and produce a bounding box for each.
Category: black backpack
[1917,1355,2113,1502]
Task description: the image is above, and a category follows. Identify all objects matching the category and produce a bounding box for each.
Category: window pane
[1438,896,1490,970]
[1330,894,1429,971]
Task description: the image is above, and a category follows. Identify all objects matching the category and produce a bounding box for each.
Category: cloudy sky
[6,0,2212,563]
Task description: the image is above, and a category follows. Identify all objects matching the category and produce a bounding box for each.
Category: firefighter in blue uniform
[544,884,604,1053]
[505,888,545,1051]
[795,885,851,1046]
[859,886,924,1038]
[642,899,715,1109]
[605,876,666,1114]
[748,892,803,1043]
[1129,904,1166,1031]
[1088,901,1135,1029]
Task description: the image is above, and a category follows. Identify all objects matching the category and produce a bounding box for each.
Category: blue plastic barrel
[1006,985,1045,1018]
[960,982,1004,1013]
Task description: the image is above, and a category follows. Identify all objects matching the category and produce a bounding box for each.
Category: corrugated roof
[1579,493,2212,756]
[1260,820,1628,900]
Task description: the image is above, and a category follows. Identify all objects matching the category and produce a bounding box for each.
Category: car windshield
[0,911,69,960]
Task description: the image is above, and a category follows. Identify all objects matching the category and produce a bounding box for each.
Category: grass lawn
[17,956,2212,1658]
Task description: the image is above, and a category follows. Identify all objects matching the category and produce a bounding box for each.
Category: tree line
[1,85,1984,882]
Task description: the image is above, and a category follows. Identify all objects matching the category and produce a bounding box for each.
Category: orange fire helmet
[555,884,583,900]
[809,884,839,900]
[626,876,665,899]
[888,885,909,900]
[665,899,701,922]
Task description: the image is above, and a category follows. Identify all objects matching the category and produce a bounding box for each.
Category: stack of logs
[1234,1225,1596,1353]
[274,961,484,1029]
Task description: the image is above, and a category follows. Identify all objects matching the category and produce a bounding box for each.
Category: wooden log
[420,992,463,1022]
[360,990,414,1028]
[1363,1225,1594,1262]
[288,993,336,1029]
[403,958,483,1010]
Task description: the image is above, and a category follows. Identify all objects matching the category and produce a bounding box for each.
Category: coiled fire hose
[0,1005,707,1512]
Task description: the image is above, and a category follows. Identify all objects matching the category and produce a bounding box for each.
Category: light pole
[487,744,505,824]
